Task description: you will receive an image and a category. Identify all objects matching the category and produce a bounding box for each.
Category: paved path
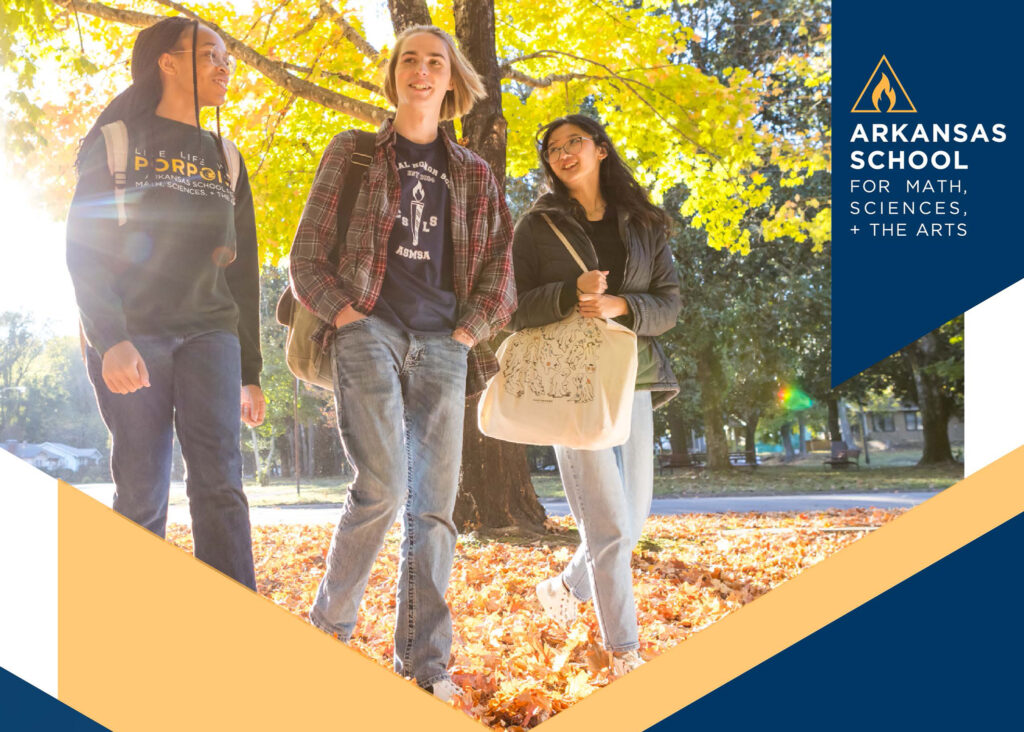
[75,484,940,526]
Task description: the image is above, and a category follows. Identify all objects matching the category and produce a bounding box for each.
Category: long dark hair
[76,16,226,173]
[534,114,670,232]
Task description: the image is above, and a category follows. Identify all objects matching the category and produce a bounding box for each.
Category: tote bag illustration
[478,214,637,450]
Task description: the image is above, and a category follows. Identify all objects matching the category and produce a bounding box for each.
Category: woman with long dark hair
[66,17,264,589]
[510,114,681,676]
[289,25,515,699]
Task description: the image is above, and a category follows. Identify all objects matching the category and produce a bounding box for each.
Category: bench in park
[823,441,861,469]
[657,451,760,473]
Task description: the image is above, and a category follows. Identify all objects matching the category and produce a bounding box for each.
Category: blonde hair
[384,25,486,121]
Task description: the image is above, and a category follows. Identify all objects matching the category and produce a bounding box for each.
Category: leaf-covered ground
[167,508,902,728]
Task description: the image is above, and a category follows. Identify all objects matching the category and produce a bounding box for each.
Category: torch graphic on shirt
[410,180,425,248]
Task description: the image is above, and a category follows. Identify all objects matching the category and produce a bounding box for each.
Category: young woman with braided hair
[67,16,264,589]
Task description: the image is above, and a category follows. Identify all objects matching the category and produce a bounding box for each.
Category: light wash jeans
[309,315,469,688]
[86,330,256,590]
[554,390,654,652]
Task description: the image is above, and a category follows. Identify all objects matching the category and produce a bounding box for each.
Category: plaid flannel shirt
[289,119,516,397]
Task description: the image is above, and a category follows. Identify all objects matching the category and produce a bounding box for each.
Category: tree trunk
[857,401,872,465]
[825,393,841,442]
[263,438,277,486]
[250,427,262,479]
[696,344,730,470]
[289,424,298,477]
[904,333,956,465]
[388,0,431,31]
[743,411,759,466]
[667,410,691,465]
[838,400,853,444]
[797,412,807,455]
[455,399,546,531]
[304,421,315,477]
[780,424,795,462]
[453,0,508,189]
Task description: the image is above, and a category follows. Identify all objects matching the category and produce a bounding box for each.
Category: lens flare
[777,385,813,410]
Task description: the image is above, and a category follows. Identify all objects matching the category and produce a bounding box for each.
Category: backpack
[99,120,241,225]
[275,130,375,390]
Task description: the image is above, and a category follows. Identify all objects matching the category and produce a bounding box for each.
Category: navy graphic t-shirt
[373,132,457,334]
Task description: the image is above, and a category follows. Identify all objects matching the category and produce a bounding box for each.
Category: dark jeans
[86,330,256,590]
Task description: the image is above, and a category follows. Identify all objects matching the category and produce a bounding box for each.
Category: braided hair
[76,16,227,174]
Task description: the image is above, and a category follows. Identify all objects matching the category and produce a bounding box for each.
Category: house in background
[848,406,963,448]
[1,440,104,473]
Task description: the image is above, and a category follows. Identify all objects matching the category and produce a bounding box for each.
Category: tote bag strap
[540,213,588,275]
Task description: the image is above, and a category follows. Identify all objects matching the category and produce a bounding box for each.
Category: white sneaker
[610,650,645,678]
[429,676,462,702]
[536,576,579,628]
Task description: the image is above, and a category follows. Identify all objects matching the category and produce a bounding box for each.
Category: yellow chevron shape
[56,445,1022,731]
[57,481,479,731]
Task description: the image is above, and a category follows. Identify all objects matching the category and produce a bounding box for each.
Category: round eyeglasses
[542,135,593,162]
[168,49,236,72]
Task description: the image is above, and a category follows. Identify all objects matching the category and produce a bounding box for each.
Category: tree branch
[503,49,728,169]
[290,8,324,41]
[282,63,383,96]
[501,67,609,89]
[55,0,389,125]
[318,1,384,67]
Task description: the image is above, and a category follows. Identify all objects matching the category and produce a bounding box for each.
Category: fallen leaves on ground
[167,508,901,728]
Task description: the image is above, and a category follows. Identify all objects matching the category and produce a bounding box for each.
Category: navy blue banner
[647,510,1024,730]
[0,666,109,731]
[832,0,1024,385]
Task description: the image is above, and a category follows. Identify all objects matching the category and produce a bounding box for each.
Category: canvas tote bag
[478,214,638,450]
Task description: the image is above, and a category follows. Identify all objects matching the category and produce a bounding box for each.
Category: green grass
[531,447,962,499]
[212,447,962,507]
[240,475,353,506]
[160,475,354,508]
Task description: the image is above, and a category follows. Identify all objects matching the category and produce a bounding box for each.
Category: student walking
[288,25,516,700]
[66,17,264,589]
[510,115,681,677]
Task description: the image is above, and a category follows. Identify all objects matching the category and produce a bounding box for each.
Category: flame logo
[851,56,917,114]
[412,180,425,202]
[871,73,897,112]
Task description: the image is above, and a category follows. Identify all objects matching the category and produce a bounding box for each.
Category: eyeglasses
[168,49,236,72]
[543,135,594,162]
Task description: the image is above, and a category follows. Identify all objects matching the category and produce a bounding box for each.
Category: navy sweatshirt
[66,113,262,386]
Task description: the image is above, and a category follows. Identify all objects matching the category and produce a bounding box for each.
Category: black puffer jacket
[508,196,681,408]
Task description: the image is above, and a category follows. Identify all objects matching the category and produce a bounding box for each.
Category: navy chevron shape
[646,511,1024,729]
[833,0,1024,384]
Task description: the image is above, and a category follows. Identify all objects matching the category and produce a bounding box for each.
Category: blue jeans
[309,315,469,688]
[554,390,654,652]
[86,330,256,590]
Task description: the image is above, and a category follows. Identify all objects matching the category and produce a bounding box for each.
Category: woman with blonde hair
[289,25,516,700]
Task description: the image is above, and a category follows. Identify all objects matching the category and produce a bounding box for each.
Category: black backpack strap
[277,130,375,328]
[330,130,375,265]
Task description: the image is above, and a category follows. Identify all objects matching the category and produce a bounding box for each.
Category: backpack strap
[220,136,241,192]
[278,130,376,328]
[330,130,375,263]
[99,121,129,226]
